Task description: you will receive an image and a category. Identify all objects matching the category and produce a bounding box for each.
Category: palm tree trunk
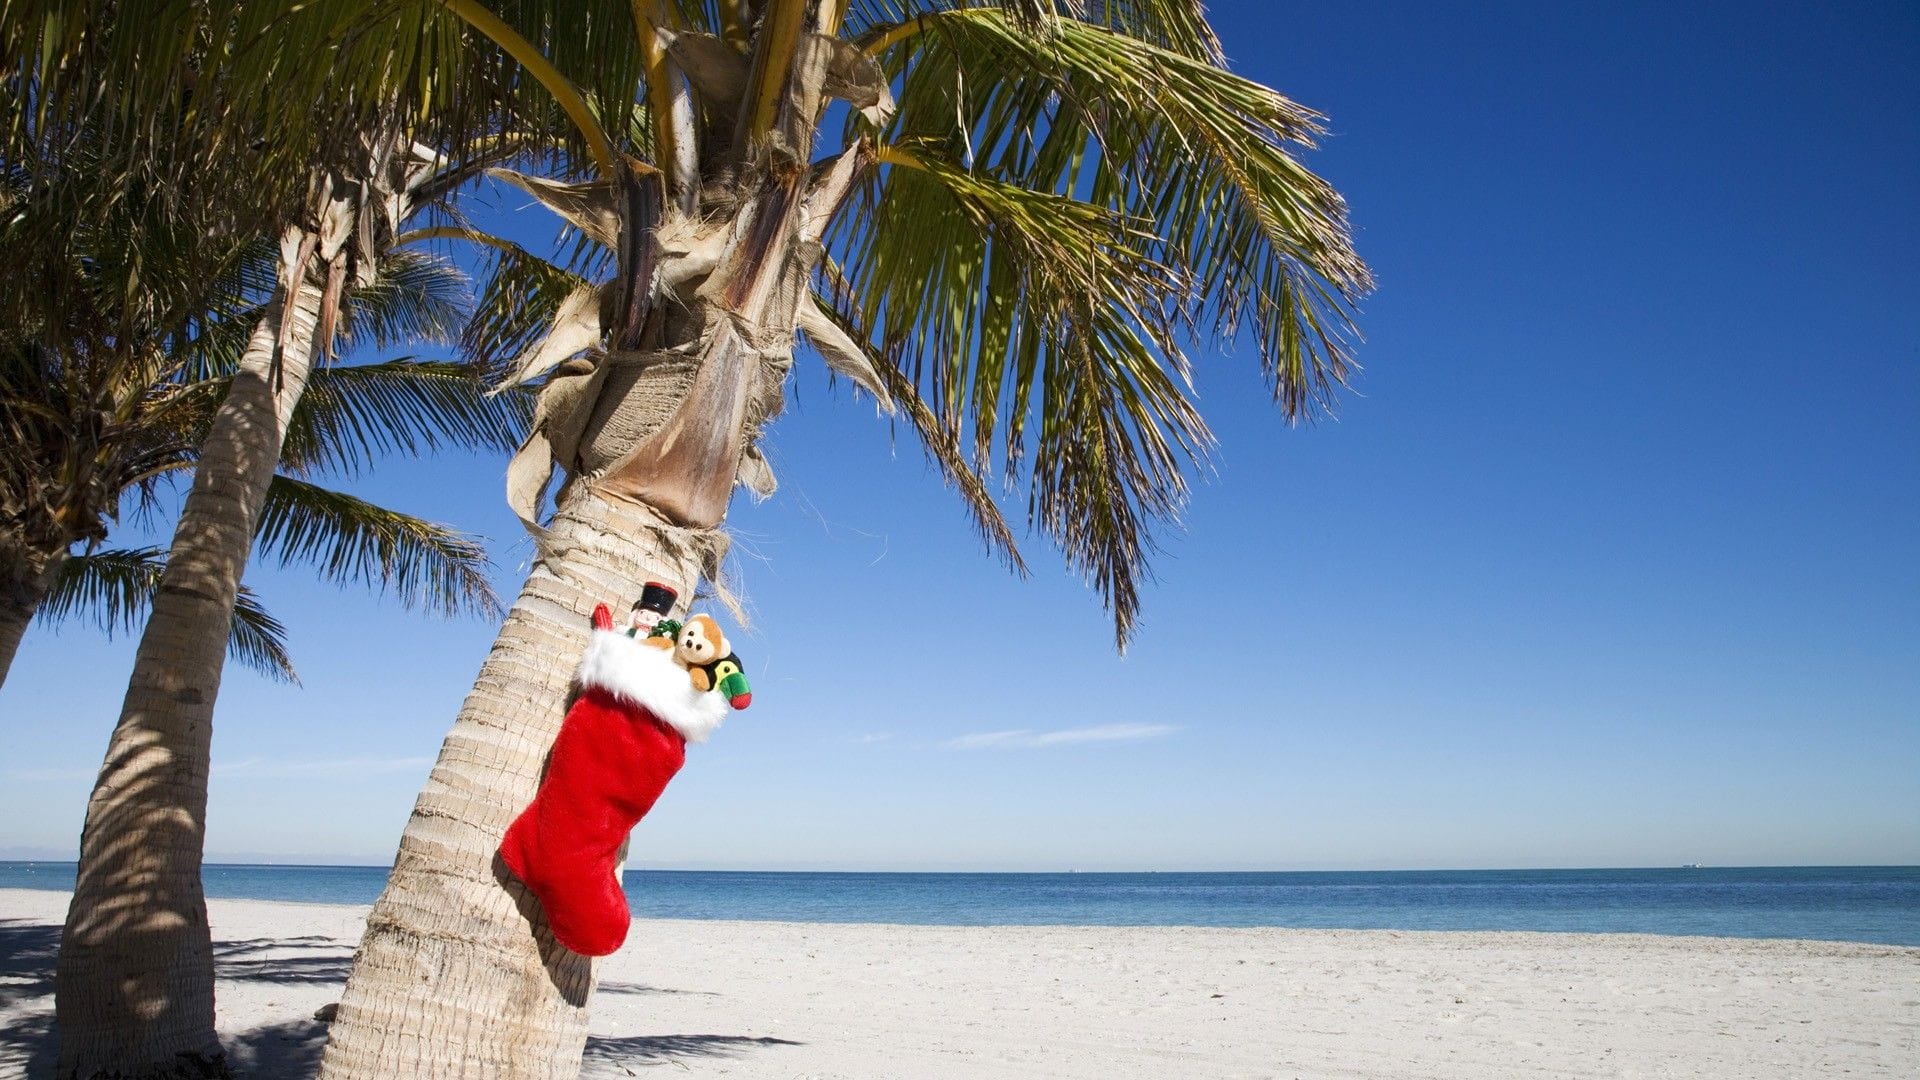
[316,489,710,1080]
[0,547,65,690]
[319,137,862,1077]
[54,230,327,1080]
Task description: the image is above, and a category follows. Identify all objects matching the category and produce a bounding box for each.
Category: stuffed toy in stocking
[499,599,741,956]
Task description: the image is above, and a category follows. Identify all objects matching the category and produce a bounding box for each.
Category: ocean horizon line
[6,858,1918,875]
[6,863,1916,944]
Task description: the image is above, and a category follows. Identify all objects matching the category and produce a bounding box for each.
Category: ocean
[2,863,1916,946]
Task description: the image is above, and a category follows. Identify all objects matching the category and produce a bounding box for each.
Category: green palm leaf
[859,6,1369,411]
[338,247,474,351]
[821,4,1368,643]
[127,238,523,479]
[276,359,531,477]
[457,229,598,377]
[140,356,529,482]
[845,1,1222,61]
[166,239,283,384]
[223,588,299,685]
[254,476,503,620]
[42,547,298,682]
[808,290,1025,572]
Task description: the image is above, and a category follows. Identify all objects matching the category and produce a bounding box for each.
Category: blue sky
[3,0,1915,870]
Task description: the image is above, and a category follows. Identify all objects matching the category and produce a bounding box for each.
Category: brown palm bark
[53,230,327,1079]
[315,490,711,1078]
[319,132,864,1080]
[316,12,874,1067]
[0,546,65,689]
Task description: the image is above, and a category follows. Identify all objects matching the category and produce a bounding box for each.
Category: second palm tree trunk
[54,227,327,1080]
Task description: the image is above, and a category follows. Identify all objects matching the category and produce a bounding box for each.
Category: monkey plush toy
[669,614,753,709]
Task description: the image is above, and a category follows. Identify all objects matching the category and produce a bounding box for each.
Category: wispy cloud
[941,723,1179,750]
[212,756,434,779]
[847,732,893,745]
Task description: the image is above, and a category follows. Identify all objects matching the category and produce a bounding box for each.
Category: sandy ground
[3,888,1916,1079]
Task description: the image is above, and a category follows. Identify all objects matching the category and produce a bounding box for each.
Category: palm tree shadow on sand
[0,918,351,1076]
[4,917,801,1077]
[583,1033,803,1070]
[223,1027,805,1077]
[213,935,355,985]
[0,920,60,1076]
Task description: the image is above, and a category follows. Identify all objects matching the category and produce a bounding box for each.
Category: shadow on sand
[225,1018,329,1077]
[0,920,61,1076]
[212,935,355,986]
[0,919,59,1001]
[584,1032,803,1069]
[6,918,800,1077]
[1,919,346,1078]
[214,952,799,1077]
[595,978,721,997]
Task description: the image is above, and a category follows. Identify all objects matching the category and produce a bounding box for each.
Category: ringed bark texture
[54,245,326,1080]
[321,137,862,1075]
[316,490,710,1080]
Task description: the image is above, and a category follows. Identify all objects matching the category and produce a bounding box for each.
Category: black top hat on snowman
[632,581,677,615]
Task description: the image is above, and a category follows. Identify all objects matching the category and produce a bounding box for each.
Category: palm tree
[1,4,573,1073]
[43,175,532,1078]
[0,236,521,689]
[317,2,1371,1076]
[0,122,522,1080]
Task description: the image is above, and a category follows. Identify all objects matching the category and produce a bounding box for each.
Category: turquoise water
[3,863,1916,945]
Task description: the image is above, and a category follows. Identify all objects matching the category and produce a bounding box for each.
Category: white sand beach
[2,887,1915,1078]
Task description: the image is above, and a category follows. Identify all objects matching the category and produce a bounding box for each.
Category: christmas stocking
[500,603,728,956]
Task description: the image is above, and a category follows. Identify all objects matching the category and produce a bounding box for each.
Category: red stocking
[500,604,727,956]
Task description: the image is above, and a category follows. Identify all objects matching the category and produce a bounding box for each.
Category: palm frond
[38,549,163,638]
[862,6,1370,414]
[845,1,1221,61]
[450,1,653,170]
[226,588,300,685]
[168,301,266,388]
[824,5,1367,644]
[3,0,654,357]
[808,289,1025,573]
[834,145,1211,643]
[454,225,600,379]
[2,5,282,319]
[276,359,530,477]
[41,547,297,681]
[339,248,474,351]
[254,476,504,620]
[3,3,441,315]
[166,245,472,385]
[167,238,282,384]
